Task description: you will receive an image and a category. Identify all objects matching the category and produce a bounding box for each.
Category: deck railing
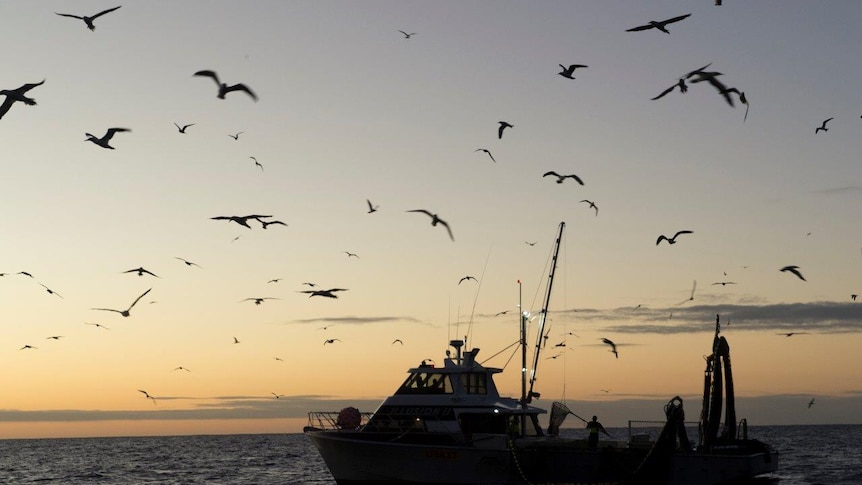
[307,411,374,430]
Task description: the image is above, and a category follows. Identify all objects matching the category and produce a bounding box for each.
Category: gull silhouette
[174,366,191,372]
[407,210,454,241]
[543,171,584,185]
[137,389,157,404]
[344,251,359,258]
[712,281,736,286]
[85,322,111,330]
[778,332,809,337]
[55,6,121,31]
[392,339,404,345]
[250,156,264,171]
[580,199,598,216]
[780,265,806,281]
[808,398,815,408]
[174,122,195,133]
[651,63,712,101]
[656,230,693,245]
[194,70,257,101]
[815,118,833,134]
[600,338,618,359]
[687,69,735,107]
[558,64,588,79]
[229,132,244,140]
[675,280,698,306]
[300,288,349,299]
[260,220,287,229]
[0,79,45,120]
[498,121,513,139]
[175,257,202,268]
[242,297,279,305]
[39,283,63,298]
[46,336,64,340]
[91,288,152,317]
[323,338,341,345]
[651,79,688,100]
[397,30,416,39]
[626,14,691,34]
[123,267,160,278]
[721,87,750,121]
[458,276,477,285]
[85,128,130,149]
[474,148,497,163]
[366,199,379,213]
[211,214,273,229]
[20,344,38,350]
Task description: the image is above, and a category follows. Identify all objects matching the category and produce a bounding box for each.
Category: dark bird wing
[567,174,584,185]
[437,218,455,241]
[663,13,691,25]
[193,70,221,86]
[224,83,258,101]
[656,235,669,245]
[55,12,85,20]
[673,230,693,239]
[651,83,679,100]
[543,171,560,178]
[90,6,122,20]
[103,128,131,141]
[407,209,434,218]
[128,288,153,311]
[626,23,654,32]
[91,308,123,314]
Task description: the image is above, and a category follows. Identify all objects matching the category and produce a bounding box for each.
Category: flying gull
[91,288,152,317]
[498,121,513,139]
[558,64,588,79]
[656,230,693,245]
[474,148,497,163]
[85,128,130,149]
[194,70,257,101]
[55,6,121,31]
[174,122,195,133]
[780,265,806,281]
[300,288,349,299]
[580,199,598,216]
[407,210,454,241]
[0,79,45,120]
[626,14,691,34]
[815,118,833,134]
[600,338,619,359]
[543,171,584,185]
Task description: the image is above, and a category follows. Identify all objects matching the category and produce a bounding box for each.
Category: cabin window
[396,372,453,395]
[464,373,487,394]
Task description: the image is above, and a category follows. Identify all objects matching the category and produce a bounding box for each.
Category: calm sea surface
[0,425,858,484]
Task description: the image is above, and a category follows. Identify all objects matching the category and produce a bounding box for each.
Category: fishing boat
[304,222,778,484]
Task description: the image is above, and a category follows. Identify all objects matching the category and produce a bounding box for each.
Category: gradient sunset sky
[2,1,861,439]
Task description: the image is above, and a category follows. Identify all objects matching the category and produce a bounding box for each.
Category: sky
[1,1,861,440]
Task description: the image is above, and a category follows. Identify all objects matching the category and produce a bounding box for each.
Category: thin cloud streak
[286,315,429,326]
[552,301,861,334]
[0,396,384,423]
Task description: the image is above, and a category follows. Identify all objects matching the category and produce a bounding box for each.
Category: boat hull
[306,429,777,485]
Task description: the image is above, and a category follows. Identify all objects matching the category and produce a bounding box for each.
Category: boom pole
[526,221,565,403]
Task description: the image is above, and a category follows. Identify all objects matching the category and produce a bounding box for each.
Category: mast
[526,221,565,403]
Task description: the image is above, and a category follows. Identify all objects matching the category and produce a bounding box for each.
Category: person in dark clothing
[586,415,610,448]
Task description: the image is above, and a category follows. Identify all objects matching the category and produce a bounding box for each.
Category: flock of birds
[3,5,856,416]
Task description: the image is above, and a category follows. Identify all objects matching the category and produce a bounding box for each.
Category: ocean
[0,425,858,484]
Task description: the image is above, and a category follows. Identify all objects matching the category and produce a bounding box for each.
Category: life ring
[336,407,361,429]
